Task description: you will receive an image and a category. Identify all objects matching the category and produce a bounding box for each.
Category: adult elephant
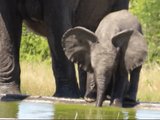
[0,0,129,98]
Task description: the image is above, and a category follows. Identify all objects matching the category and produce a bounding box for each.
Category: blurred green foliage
[20,25,51,63]
[130,0,160,63]
[20,0,160,63]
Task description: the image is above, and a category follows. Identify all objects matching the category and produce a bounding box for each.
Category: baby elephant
[62,10,147,107]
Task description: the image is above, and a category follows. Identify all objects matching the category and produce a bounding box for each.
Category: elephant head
[62,26,147,107]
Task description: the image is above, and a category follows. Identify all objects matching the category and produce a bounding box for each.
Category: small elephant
[62,10,147,107]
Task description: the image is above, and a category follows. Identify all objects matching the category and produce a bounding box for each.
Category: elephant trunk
[95,76,111,107]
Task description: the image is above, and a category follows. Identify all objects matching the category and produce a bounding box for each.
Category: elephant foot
[53,90,80,98]
[105,95,111,100]
[0,83,21,94]
[123,90,137,103]
[53,84,80,98]
[53,75,80,98]
[123,95,136,103]
[110,98,122,108]
[53,89,80,98]
[84,90,96,102]
[84,97,96,102]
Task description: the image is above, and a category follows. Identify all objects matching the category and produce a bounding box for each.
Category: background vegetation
[20,0,160,102]
[130,0,160,63]
[20,26,51,63]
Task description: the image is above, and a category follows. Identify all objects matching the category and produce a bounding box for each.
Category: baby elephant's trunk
[95,76,111,107]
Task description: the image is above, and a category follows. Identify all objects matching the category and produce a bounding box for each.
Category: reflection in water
[122,111,129,119]
[18,102,54,119]
[0,102,19,118]
[0,101,160,119]
[123,109,137,119]
[53,104,136,119]
[136,109,160,119]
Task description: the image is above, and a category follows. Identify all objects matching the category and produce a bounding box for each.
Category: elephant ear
[112,29,147,73]
[62,26,98,72]
[112,29,134,47]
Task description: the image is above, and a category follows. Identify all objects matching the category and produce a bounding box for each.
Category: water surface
[0,101,160,119]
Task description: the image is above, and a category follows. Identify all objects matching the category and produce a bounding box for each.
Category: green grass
[20,61,160,102]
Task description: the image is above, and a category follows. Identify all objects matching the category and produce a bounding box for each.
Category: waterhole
[0,101,160,119]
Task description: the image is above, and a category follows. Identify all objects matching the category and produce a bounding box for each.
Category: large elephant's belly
[23,19,47,37]
[73,0,115,32]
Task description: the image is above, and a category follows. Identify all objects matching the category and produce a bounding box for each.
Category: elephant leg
[84,72,96,102]
[0,0,22,94]
[51,57,80,98]
[78,67,87,98]
[105,76,114,100]
[43,0,80,98]
[122,80,130,98]
[110,69,128,107]
[124,66,142,102]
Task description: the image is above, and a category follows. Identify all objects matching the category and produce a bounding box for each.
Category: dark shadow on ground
[0,94,29,101]
[122,101,140,108]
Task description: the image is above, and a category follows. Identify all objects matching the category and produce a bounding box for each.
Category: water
[0,101,160,119]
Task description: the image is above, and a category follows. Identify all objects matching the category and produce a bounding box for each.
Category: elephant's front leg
[78,67,87,98]
[124,66,142,102]
[84,72,96,102]
[110,69,128,107]
[43,0,80,98]
[105,76,114,100]
[0,1,22,94]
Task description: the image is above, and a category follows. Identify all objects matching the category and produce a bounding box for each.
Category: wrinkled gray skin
[0,0,129,98]
[62,10,148,107]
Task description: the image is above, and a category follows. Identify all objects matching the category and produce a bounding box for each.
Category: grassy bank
[20,61,55,96]
[20,61,160,102]
[137,63,160,102]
